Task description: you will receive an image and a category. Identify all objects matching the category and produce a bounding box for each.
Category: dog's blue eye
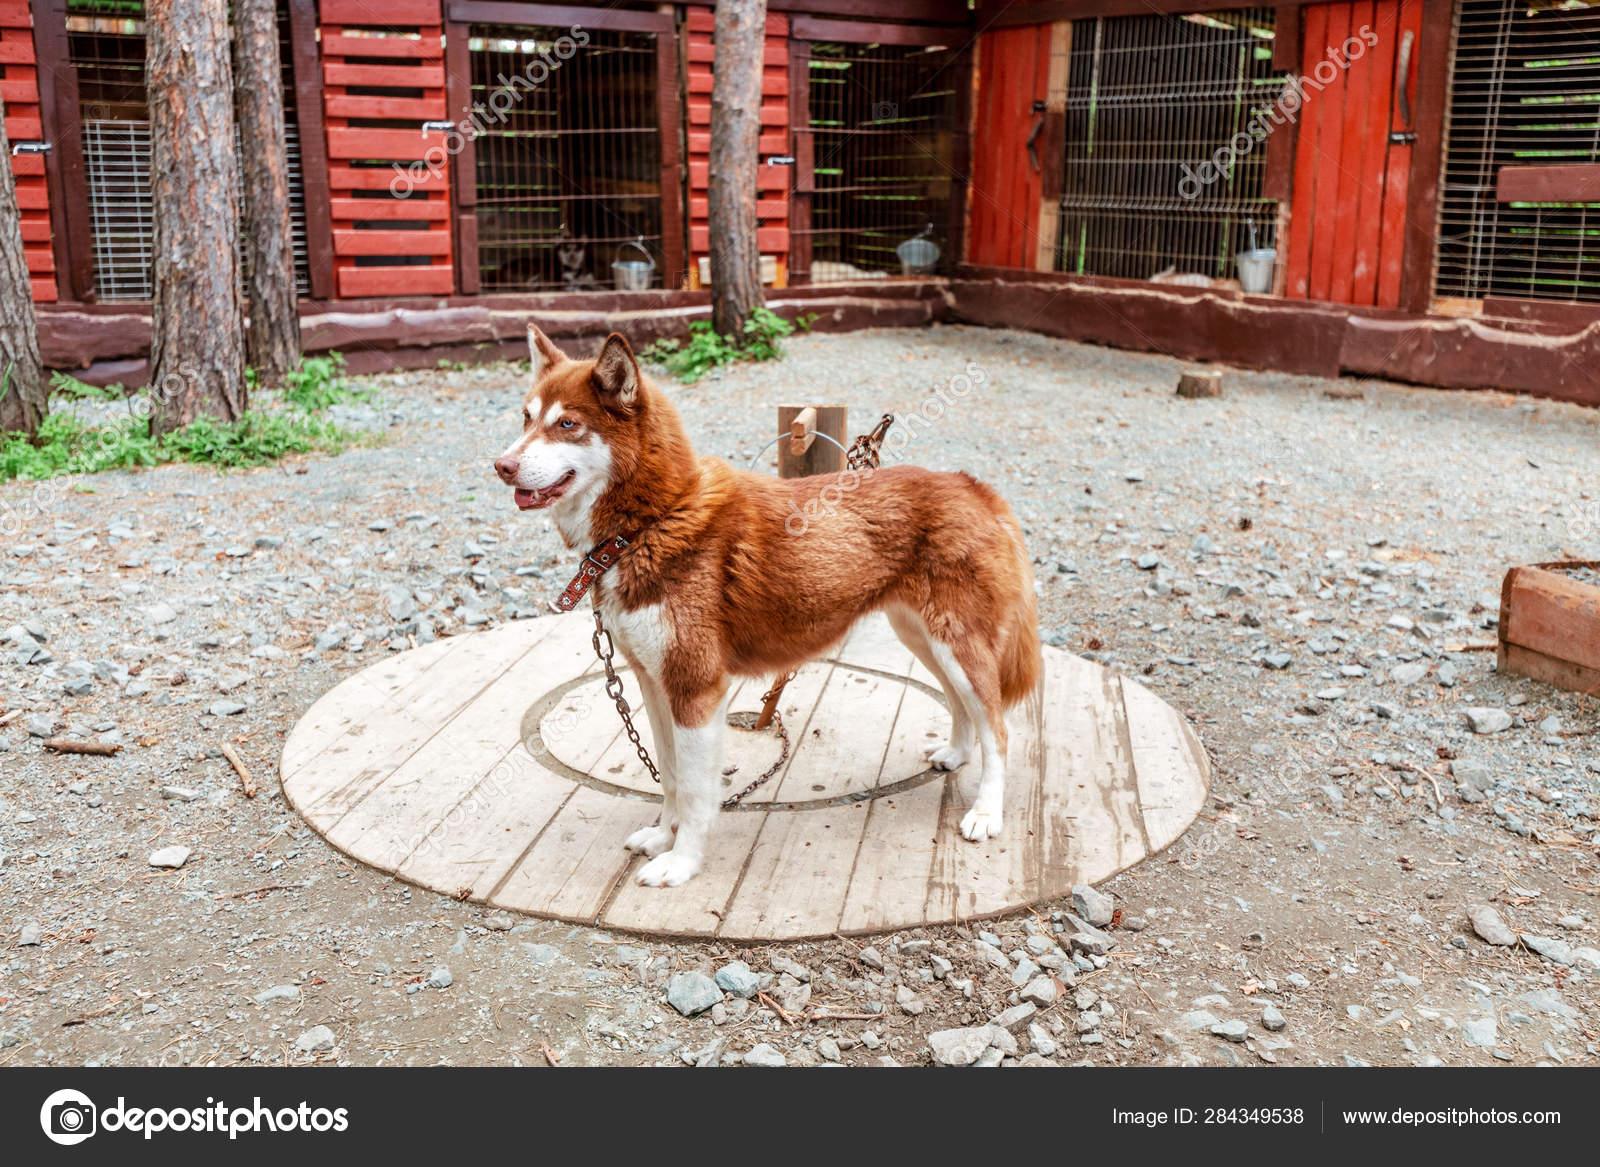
[559,418,577,429]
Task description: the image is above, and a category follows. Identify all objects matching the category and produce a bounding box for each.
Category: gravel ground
[3,323,1599,1068]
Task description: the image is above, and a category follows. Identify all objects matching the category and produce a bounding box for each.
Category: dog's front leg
[635,689,729,888]
[623,671,679,859]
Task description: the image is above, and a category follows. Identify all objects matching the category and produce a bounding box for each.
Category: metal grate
[67,1,311,301]
[470,26,663,292]
[804,40,962,281]
[1057,9,1284,281]
[1434,0,1600,304]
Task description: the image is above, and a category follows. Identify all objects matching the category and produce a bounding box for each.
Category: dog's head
[493,323,650,546]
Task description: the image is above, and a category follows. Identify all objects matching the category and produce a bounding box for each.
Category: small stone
[1211,1019,1249,1042]
[159,786,201,802]
[895,985,924,1015]
[991,1003,1037,1032]
[928,1026,996,1067]
[1028,1022,1057,1058]
[148,845,191,869]
[207,700,247,717]
[428,965,453,989]
[743,1043,786,1068]
[1390,662,1427,685]
[714,961,759,999]
[18,923,41,947]
[930,954,953,980]
[1468,904,1517,947]
[818,1037,841,1063]
[144,603,179,625]
[1181,1009,1220,1031]
[254,984,300,1005]
[1261,1004,1286,1032]
[667,971,722,1017]
[1020,976,1058,1008]
[1071,883,1115,927]
[294,1025,336,1053]
[1263,652,1292,670]
[483,913,514,931]
[1464,708,1513,735]
[859,945,885,971]
[1136,552,1160,571]
[1461,1017,1497,1047]
[1522,935,1575,966]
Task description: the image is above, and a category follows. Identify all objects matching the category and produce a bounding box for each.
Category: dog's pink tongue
[514,488,539,509]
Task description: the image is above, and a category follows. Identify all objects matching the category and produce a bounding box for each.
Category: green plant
[639,309,815,384]
[282,352,366,412]
[48,371,122,402]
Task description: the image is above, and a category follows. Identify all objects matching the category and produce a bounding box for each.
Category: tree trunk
[0,96,47,435]
[708,0,766,340]
[147,0,247,435]
[233,0,300,386]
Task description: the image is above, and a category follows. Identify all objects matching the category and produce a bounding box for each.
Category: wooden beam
[656,13,686,291]
[31,0,92,302]
[288,0,335,301]
[1397,0,1453,315]
[983,0,1321,26]
[445,1,673,31]
[1497,163,1600,205]
[777,404,845,477]
[791,15,963,44]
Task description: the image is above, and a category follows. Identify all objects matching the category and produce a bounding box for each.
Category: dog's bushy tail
[999,520,1043,707]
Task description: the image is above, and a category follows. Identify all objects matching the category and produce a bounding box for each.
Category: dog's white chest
[596,592,673,679]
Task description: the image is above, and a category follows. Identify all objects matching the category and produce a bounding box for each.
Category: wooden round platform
[280,612,1209,941]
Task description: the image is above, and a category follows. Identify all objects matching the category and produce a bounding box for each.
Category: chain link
[588,413,892,807]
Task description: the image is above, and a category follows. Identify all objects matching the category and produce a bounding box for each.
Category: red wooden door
[1284,0,1423,307]
[967,25,1052,270]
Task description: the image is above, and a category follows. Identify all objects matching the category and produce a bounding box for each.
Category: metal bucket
[1236,247,1277,295]
[896,236,940,276]
[612,239,655,291]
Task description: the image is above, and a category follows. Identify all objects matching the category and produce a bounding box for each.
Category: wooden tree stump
[777,404,845,478]
[1176,369,1223,398]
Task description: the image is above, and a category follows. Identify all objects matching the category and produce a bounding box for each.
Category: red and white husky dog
[494,324,1041,887]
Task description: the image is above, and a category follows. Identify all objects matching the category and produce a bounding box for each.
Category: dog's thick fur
[495,324,1041,886]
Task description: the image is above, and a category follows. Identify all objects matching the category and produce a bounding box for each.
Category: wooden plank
[491,785,657,919]
[1273,3,1302,71]
[1501,566,1600,674]
[327,163,447,192]
[716,802,872,938]
[1283,1,1326,298]
[1395,0,1450,314]
[454,210,480,295]
[336,265,455,296]
[1498,642,1600,700]
[769,666,907,803]
[445,1,673,32]
[837,780,945,933]
[600,810,769,938]
[776,403,845,477]
[331,196,450,220]
[289,0,336,300]
[334,228,453,256]
[1307,2,1351,303]
[323,62,446,88]
[1350,0,1398,306]
[325,94,443,121]
[323,32,440,58]
[289,619,567,819]
[31,0,90,302]
[1120,676,1209,850]
[322,0,442,22]
[946,44,974,270]
[1497,164,1600,205]
[657,25,686,291]
[791,15,962,44]
[726,663,833,805]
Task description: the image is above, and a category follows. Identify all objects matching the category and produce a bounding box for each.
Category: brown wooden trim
[790,15,963,44]
[446,1,674,32]
[946,44,974,269]
[453,211,480,294]
[983,0,1323,26]
[1397,0,1453,316]
[788,38,813,283]
[1273,3,1301,72]
[32,0,92,302]
[1483,296,1600,331]
[1497,163,1600,205]
[767,0,971,21]
[656,18,685,291]
[288,0,335,302]
[443,22,476,210]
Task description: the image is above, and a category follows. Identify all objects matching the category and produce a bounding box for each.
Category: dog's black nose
[494,456,518,483]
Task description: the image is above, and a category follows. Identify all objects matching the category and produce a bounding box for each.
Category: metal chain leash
[587,412,895,807]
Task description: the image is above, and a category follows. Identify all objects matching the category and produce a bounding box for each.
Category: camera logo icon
[871,101,898,122]
[40,1089,97,1146]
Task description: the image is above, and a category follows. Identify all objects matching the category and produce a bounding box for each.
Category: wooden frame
[442,18,478,295]
[790,15,966,44]
[1497,163,1600,205]
[31,0,92,302]
[655,23,686,291]
[1498,563,1600,698]
[287,0,335,301]
[1397,0,1452,315]
[446,1,673,32]
[788,38,813,283]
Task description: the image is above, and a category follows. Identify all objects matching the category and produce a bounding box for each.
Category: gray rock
[25,714,54,738]
[929,954,953,979]
[1136,552,1160,570]
[254,984,300,1005]
[294,1025,336,1053]
[743,1043,786,1068]
[895,985,924,1015]
[1261,1004,1286,1032]
[1181,1009,1220,1031]
[859,945,885,970]
[1523,935,1575,966]
[1389,662,1428,685]
[972,939,1011,970]
[483,913,514,931]
[1263,652,1292,670]
[144,602,179,625]
[1019,976,1059,1008]
[18,922,41,947]
[770,955,810,982]
[148,845,191,869]
[1464,707,1513,735]
[818,1036,841,1063]
[1211,1019,1249,1042]
[428,965,453,989]
[991,1002,1038,1032]
[1027,1022,1057,1058]
[1468,904,1517,946]
[928,1025,1002,1067]
[1071,883,1115,927]
[207,700,247,717]
[714,961,759,999]
[666,971,723,1017]
[1461,1017,1497,1047]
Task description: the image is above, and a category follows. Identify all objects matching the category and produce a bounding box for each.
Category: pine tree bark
[0,96,47,435]
[234,0,300,386]
[708,0,766,340]
[147,0,247,434]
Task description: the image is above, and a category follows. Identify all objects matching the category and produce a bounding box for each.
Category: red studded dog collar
[553,534,631,612]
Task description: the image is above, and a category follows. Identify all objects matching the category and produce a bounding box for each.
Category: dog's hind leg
[921,634,1008,842]
[623,671,679,859]
[885,605,976,772]
[635,685,732,887]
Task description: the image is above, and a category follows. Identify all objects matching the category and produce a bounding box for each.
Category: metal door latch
[765,155,795,166]
[11,141,50,156]
[1388,131,1417,145]
[420,120,455,136]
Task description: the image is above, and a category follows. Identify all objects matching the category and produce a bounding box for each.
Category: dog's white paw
[636,850,700,887]
[923,740,972,771]
[623,825,675,857]
[959,804,1003,841]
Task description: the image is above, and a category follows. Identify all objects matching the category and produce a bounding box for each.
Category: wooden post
[776,403,845,478]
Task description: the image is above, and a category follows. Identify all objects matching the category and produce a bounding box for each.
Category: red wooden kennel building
[5,0,1600,401]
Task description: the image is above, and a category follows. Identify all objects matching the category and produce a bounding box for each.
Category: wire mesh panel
[802,40,962,281]
[66,0,312,301]
[1058,9,1285,281]
[469,25,663,292]
[1434,0,1600,304]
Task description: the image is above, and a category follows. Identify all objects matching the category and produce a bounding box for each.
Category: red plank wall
[1283,0,1421,307]
[967,24,1051,271]
[2,0,56,301]
[320,0,453,297]
[685,5,790,287]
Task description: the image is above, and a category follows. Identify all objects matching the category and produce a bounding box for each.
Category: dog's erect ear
[527,323,567,380]
[591,333,639,411]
